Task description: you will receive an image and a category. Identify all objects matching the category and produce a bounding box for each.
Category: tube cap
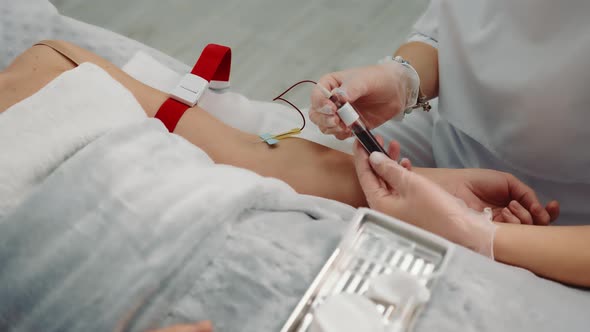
[336,102,360,127]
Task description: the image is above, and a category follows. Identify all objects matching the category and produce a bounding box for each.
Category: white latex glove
[352,142,497,258]
[309,61,419,140]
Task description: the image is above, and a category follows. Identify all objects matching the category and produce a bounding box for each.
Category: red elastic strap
[155,44,231,132]
[191,44,231,83]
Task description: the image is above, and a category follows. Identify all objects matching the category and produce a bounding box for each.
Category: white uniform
[375,0,590,225]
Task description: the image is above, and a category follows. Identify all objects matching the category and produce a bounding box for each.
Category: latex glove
[149,321,213,332]
[309,61,420,140]
[353,141,497,258]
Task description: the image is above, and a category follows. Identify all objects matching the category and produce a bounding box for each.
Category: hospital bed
[1,0,589,331]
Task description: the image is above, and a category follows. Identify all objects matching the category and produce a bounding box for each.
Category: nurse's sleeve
[408,0,440,49]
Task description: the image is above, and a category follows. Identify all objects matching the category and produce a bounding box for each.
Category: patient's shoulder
[4,41,75,75]
[0,41,77,113]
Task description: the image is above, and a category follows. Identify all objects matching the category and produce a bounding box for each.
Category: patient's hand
[149,321,213,332]
[414,166,559,225]
[384,140,559,225]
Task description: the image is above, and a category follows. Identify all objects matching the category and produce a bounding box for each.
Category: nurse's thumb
[369,152,407,193]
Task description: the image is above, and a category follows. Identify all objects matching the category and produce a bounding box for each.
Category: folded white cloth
[122,51,356,154]
[0,63,146,217]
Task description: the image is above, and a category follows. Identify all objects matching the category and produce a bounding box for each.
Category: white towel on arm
[0,63,146,217]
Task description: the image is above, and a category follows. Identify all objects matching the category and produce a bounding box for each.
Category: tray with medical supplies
[280,208,454,332]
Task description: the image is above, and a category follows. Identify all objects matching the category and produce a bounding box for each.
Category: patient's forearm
[174,108,365,206]
[494,224,590,286]
[49,41,367,206]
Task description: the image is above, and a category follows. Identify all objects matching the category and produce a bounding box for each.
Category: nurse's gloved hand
[309,61,420,140]
[367,138,559,226]
[353,141,497,258]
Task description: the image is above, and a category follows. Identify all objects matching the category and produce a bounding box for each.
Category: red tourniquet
[155,44,231,132]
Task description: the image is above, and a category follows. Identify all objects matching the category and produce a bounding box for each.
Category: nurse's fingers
[501,207,521,224]
[353,141,390,206]
[311,75,342,111]
[309,108,338,128]
[309,107,354,139]
[507,200,533,225]
[333,129,353,140]
[310,113,349,137]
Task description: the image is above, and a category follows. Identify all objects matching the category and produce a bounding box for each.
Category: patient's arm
[1,41,366,206]
[0,41,559,217]
[494,223,590,287]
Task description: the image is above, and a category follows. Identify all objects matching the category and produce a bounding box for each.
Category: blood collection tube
[328,93,390,157]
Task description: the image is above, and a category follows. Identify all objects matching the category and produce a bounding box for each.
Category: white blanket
[0,62,353,331]
[0,63,146,217]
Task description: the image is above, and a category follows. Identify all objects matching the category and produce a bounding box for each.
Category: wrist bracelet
[382,55,431,114]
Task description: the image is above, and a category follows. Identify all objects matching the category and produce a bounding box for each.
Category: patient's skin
[0,41,366,206]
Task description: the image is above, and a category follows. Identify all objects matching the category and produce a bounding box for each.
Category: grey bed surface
[1,1,589,331]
